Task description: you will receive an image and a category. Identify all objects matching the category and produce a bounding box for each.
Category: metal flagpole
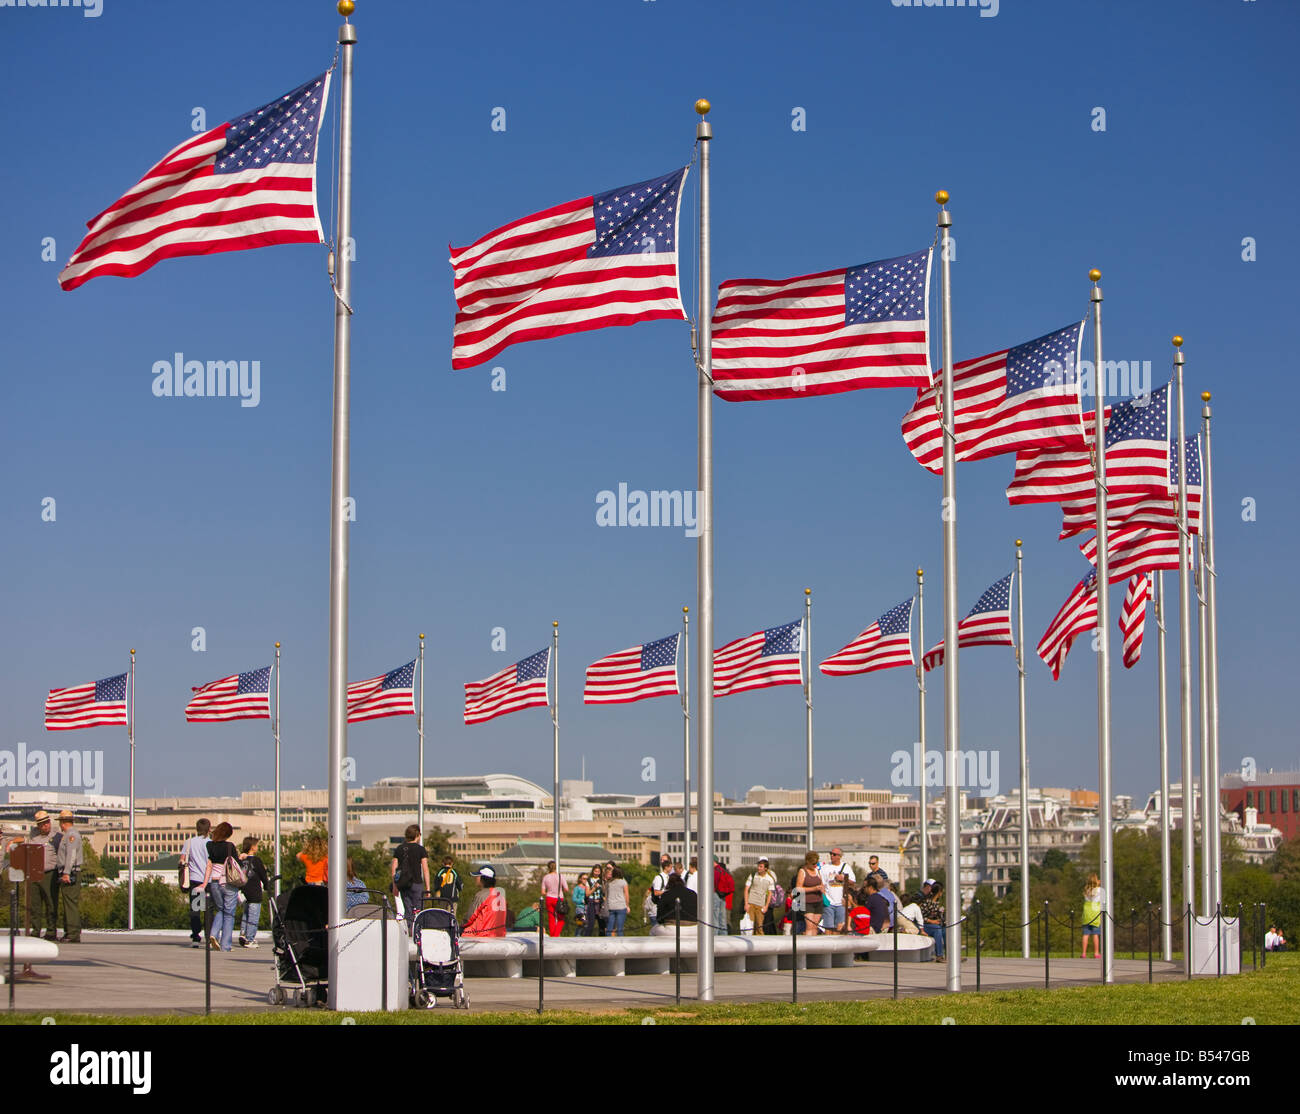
[916,568,928,888]
[1015,540,1030,959]
[1196,540,1211,917]
[417,633,425,837]
[1155,573,1173,961]
[936,190,961,991]
[326,1,357,999]
[1089,269,1115,985]
[804,588,814,851]
[682,606,690,860]
[1172,335,1194,974]
[1201,393,1221,910]
[694,98,715,1001]
[274,642,282,898]
[128,648,136,932]
[551,622,560,873]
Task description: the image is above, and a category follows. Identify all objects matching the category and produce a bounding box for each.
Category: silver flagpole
[1155,574,1173,961]
[1172,335,1194,973]
[417,633,425,838]
[1089,269,1115,985]
[1016,540,1030,959]
[936,190,961,991]
[804,588,814,851]
[274,642,282,898]
[1196,539,1211,916]
[694,98,716,1000]
[551,622,560,873]
[1201,393,1221,909]
[682,606,690,861]
[916,568,928,888]
[128,648,136,932]
[326,1,357,996]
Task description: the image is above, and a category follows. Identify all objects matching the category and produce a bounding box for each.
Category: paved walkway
[0,931,1188,1016]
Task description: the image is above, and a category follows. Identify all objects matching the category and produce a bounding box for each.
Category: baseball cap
[923,878,936,886]
[757,855,770,864]
[474,865,496,879]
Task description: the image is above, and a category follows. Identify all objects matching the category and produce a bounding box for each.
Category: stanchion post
[975,899,981,992]
[203,886,211,1016]
[1043,900,1050,988]
[1237,902,1244,973]
[1147,903,1154,983]
[792,912,799,1004]
[1216,902,1223,978]
[892,906,899,999]
[1130,908,1137,960]
[1260,903,1266,969]
[8,883,17,1010]
[674,898,681,1005]
[1069,909,1075,954]
[1186,904,1193,980]
[381,898,388,1012]
[537,915,544,1014]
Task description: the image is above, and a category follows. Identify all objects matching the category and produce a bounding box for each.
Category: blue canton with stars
[763,620,803,656]
[1006,322,1084,397]
[878,599,913,635]
[1105,382,1168,447]
[640,634,679,672]
[1170,435,1202,486]
[215,73,328,174]
[844,250,928,326]
[236,667,272,695]
[95,673,127,702]
[516,650,550,682]
[588,168,686,258]
[382,661,416,690]
[967,574,1013,618]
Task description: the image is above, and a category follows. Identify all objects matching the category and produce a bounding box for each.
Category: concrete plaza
[0,930,1187,1017]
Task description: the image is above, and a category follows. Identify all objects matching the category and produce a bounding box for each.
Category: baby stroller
[409,900,468,1009]
[267,884,329,1007]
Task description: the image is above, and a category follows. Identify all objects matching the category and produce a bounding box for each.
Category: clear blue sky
[2,0,1296,809]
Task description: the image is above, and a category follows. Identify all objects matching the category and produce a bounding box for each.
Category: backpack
[770,882,786,909]
[434,865,462,901]
[394,843,423,890]
[714,863,734,897]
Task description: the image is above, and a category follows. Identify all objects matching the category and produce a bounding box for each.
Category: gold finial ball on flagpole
[1201,391,1211,402]
[1088,268,1102,283]
[1172,335,1183,348]
[275,642,281,649]
[130,648,136,655]
[683,606,689,614]
[805,587,811,596]
[419,633,425,640]
[338,1,355,17]
[917,567,924,577]
[1016,539,1023,548]
[695,98,711,116]
[553,620,559,628]
[935,190,949,205]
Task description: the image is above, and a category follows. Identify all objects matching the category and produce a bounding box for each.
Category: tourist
[818,847,855,934]
[652,853,673,912]
[921,882,946,961]
[713,856,734,935]
[237,836,270,947]
[297,833,328,886]
[794,851,825,935]
[685,855,699,893]
[605,865,630,936]
[1081,873,1105,959]
[433,855,461,905]
[391,824,431,920]
[345,857,368,911]
[743,856,776,935]
[202,821,242,952]
[584,861,606,937]
[898,892,926,933]
[462,865,507,937]
[864,875,891,935]
[573,872,589,930]
[659,872,697,924]
[541,859,567,936]
[182,818,211,947]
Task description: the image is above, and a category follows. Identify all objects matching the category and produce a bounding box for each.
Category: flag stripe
[465,650,550,725]
[1037,574,1099,681]
[583,635,681,705]
[1119,573,1150,669]
[45,675,129,731]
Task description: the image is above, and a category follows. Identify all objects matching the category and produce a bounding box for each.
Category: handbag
[223,854,247,887]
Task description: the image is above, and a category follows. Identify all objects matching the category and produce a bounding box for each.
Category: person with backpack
[743,856,776,935]
[237,836,271,948]
[712,856,734,935]
[390,825,431,920]
[432,855,461,905]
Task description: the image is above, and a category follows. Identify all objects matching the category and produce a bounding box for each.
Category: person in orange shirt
[462,866,507,937]
[297,834,328,886]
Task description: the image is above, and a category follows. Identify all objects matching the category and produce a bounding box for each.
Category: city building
[1221,770,1300,842]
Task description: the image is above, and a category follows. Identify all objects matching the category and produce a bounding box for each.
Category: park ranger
[29,810,59,940]
[53,809,84,943]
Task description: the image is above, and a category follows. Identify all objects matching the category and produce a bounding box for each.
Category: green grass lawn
[5,953,1294,1026]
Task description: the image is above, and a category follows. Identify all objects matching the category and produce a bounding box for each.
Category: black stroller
[267,884,329,1007]
[409,900,468,1009]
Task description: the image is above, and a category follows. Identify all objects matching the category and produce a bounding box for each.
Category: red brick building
[1221,771,1300,843]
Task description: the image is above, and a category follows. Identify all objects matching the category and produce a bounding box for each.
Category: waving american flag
[820,598,914,676]
[60,73,331,290]
[450,168,688,369]
[45,672,129,731]
[714,620,804,697]
[347,660,417,724]
[584,634,680,705]
[1119,573,1150,669]
[922,574,1015,672]
[465,649,551,725]
[186,666,271,722]
[1037,572,1099,681]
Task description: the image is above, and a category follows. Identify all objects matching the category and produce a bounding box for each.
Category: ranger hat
[58,810,75,821]
[34,810,51,823]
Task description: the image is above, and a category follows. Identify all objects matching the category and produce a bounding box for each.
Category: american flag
[1058,434,1203,539]
[186,665,271,723]
[449,168,688,369]
[347,660,417,724]
[1119,573,1150,669]
[584,634,680,705]
[45,672,129,731]
[465,649,551,725]
[1037,572,1099,681]
[714,620,804,697]
[1007,384,1170,506]
[711,250,931,401]
[922,574,1015,671]
[819,598,914,676]
[901,322,1086,473]
[1079,523,1181,584]
[59,73,331,291]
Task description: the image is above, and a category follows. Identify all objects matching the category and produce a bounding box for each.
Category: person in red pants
[540,860,568,936]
